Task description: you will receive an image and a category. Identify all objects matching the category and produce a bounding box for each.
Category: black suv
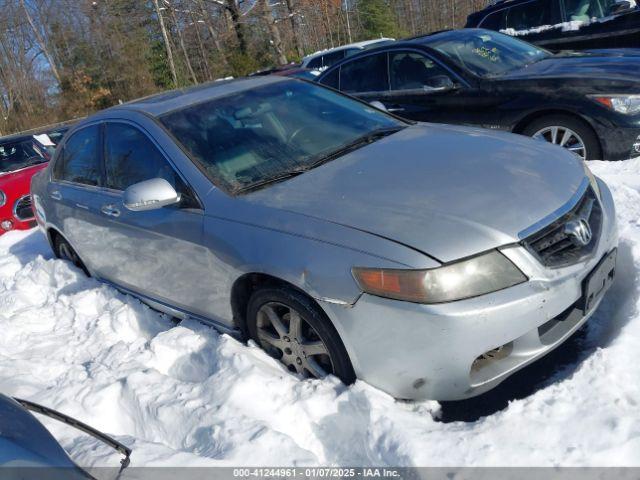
[466,0,640,50]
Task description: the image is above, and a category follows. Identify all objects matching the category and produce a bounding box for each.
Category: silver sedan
[31,77,618,400]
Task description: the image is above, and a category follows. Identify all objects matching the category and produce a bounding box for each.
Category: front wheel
[247,287,355,384]
[522,115,602,161]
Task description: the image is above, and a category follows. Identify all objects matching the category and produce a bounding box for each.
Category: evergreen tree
[357,0,399,39]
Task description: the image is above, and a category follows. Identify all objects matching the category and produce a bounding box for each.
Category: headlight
[352,251,527,304]
[0,190,5,207]
[583,161,601,199]
[591,95,640,115]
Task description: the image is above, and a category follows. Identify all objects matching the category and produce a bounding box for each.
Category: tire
[247,287,356,385]
[522,114,602,160]
[53,234,90,276]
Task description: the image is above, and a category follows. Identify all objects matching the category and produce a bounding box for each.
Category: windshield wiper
[235,126,403,194]
[306,126,404,170]
[235,169,307,194]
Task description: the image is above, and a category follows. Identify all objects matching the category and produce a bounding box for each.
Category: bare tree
[19,0,61,85]
[153,0,178,86]
[258,0,288,65]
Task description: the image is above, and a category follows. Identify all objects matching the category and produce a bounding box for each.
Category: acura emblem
[564,218,593,247]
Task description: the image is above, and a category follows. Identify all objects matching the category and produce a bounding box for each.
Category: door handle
[101,204,121,218]
[50,190,62,201]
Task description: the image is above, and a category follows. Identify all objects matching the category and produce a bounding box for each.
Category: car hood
[0,162,48,188]
[246,124,585,262]
[499,52,640,83]
[0,395,79,470]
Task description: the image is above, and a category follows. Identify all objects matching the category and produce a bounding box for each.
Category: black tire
[522,114,602,160]
[247,287,356,385]
[53,234,90,276]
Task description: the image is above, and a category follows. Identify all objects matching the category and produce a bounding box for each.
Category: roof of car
[0,119,76,144]
[302,38,395,61]
[468,0,522,16]
[112,75,288,117]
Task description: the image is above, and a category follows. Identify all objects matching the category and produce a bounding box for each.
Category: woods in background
[0,0,487,135]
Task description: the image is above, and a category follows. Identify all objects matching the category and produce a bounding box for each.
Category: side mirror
[369,100,388,111]
[123,178,181,212]
[609,0,634,14]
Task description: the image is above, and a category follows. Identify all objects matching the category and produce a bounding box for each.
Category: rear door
[336,51,390,104]
[89,121,213,318]
[48,124,108,270]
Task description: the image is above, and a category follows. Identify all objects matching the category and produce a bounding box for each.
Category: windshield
[0,138,48,174]
[426,29,550,77]
[160,79,405,193]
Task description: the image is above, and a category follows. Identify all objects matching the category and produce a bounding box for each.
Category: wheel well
[47,228,61,253]
[513,109,602,158]
[231,273,321,338]
[513,110,596,136]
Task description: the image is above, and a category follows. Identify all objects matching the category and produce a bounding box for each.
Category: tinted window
[564,0,611,20]
[58,126,101,186]
[340,53,389,93]
[504,0,551,30]
[105,123,177,191]
[480,10,506,29]
[160,80,404,193]
[389,52,453,91]
[319,68,339,89]
[306,56,323,69]
[322,50,346,68]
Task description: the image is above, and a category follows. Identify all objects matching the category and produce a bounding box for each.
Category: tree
[258,0,288,65]
[152,0,178,87]
[357,0,398,39]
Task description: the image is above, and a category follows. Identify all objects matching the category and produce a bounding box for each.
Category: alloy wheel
[255,301,334,378]
[532,126,587,160]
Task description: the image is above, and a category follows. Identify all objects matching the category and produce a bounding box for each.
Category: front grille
[523,187,602,268]
[13,195,34,221]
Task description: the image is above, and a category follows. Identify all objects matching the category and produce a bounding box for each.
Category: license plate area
[580,248,616,314]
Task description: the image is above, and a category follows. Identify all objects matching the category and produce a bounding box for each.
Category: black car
[465,0,640,51]
[316,29,640,160]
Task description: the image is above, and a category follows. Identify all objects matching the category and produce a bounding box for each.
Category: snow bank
[1,158,640,467]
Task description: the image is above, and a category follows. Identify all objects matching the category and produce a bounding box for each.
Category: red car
[0,132,62,235]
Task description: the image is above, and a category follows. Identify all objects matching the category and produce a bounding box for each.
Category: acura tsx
[31,77,618,400]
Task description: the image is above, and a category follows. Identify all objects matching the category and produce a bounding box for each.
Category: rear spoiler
[14,398,131,472]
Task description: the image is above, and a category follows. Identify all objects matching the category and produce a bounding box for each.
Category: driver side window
[389,52,454,91]
[104,123,198,208]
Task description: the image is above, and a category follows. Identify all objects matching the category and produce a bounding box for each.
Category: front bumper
[0,208,36,235]
[322,178,618,400]
[594,119,640,160]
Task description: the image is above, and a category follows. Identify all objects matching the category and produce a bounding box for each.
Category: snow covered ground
[1,158,640,468]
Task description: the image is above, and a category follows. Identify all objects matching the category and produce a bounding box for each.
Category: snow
[501,19,590,37]
[2,157,640,468]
